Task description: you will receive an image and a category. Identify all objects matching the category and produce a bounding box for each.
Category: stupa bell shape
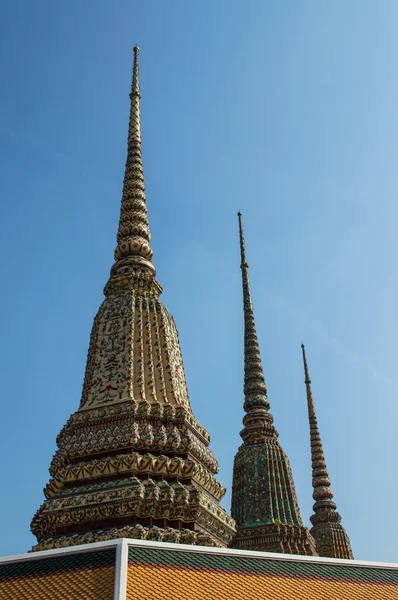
[31,47,236,551]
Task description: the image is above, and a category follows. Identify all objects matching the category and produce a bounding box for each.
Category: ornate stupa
[301,344,353,559]
[230,213,317,555]
[30,47,235,551]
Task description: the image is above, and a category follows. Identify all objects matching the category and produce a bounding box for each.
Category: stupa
[30,47,235,551]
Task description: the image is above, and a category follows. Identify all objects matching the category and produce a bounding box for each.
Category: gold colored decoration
[44,451,225,501]
[32,526,223,552]
[79,295,192,410]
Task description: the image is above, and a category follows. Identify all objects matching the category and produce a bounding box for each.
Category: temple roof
[1,538,397,599]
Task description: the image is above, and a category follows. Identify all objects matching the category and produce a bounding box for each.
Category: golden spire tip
[133,45,140,52]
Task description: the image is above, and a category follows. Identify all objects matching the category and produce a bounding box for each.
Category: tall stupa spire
[31,48,235,552]
[301,344,353,559]
[238,212,270,415]
[114,46,155,276]
[230,214,317,556]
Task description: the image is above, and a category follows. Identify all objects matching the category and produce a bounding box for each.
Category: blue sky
[0,1,397,561]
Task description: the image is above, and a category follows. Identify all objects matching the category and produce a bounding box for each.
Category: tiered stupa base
[310,516,353,559]
[32,525,220,552]
[230,434,317,556]
[31,399,235,551]
[231,524,317,555]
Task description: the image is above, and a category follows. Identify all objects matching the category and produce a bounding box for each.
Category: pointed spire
[301,344,334,506]
[114,46,155,275]
[238,212,270,414]
[301,344,354,559]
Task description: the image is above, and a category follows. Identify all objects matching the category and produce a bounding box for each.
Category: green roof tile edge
[127,547,398,585]
[0,547,115,580]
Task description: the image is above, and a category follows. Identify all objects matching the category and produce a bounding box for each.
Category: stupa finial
[301,342,311,383]
[113,45,155,276]
[237,211,247,267]
[131,46,141,97]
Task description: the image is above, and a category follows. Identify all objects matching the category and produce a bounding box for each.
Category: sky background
[0,0,397,562]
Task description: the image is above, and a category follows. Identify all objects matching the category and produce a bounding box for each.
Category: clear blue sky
[0,1,397,562]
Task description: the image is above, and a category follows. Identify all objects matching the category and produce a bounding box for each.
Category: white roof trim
[114,539,128,600]
[124,538,398,571]
[0,538,122,565]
